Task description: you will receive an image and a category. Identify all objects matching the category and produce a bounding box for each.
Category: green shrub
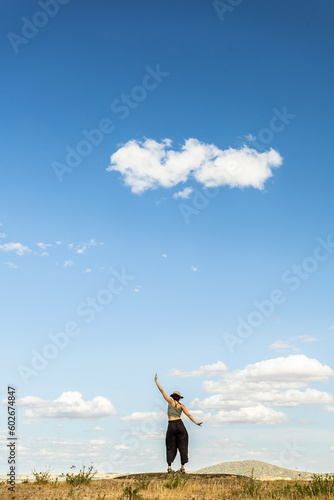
[32,466,53,484]
[163,472,190,489]
[66,464,97,486]
[122,484,143,499]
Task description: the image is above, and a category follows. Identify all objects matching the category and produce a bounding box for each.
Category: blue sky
[1,0,334,475]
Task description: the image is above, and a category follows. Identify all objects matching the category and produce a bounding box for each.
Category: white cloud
[134,285,142,293]
[64,260,74,267]
[294,335,318,343]
[192,388,333,410]
[168,361,228,378]
[0,233,7,238]
[173,187,193,199]
[93,426,104,432]
[203,355,333,392]
[89,439,107,446]
[210,404,288,426]
[191,266,198,272]
[75,239,98,254]
[161,253,167,258]
[83,268,91,273]
[0,242,32,256]
[16,391,117,420]
[121,411,165,422]
[4,262,18,270]
[107,138,282,194]
[36,242,53,250]
[55,241,62,245]
[329,325,334,330]
[190,355,334,426]
[245,133,256,141]
[270,340,298,352]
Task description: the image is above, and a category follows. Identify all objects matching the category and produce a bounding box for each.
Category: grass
[1,472,334,499]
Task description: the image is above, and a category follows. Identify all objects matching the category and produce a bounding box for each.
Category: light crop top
[168,401,183,419]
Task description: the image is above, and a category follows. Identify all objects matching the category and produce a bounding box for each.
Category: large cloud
[187,355,334,425]
[107,138,282,194]
[16,391,117,420]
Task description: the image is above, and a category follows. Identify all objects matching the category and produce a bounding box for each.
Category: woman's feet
[177,465,186,474]
[167,466,174,473]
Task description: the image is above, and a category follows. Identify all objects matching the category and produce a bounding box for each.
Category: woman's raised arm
[155,374,172,403]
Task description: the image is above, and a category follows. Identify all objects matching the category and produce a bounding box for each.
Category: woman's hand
[154,373,158,383]
[197,422,203,426]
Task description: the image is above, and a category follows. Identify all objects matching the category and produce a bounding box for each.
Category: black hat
[170,391,184,399]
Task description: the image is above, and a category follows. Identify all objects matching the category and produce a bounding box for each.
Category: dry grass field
[1,472,334,500]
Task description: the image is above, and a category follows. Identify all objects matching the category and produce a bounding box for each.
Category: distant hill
[196,460,315,480]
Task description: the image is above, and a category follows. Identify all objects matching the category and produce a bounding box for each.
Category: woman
[155,373,203,473]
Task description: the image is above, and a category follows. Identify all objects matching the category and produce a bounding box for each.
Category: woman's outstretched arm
[182,405,203,426]
[155,374,172,403]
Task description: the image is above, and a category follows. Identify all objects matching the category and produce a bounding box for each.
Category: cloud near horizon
[12,391,117,420]
[107,138,282,194]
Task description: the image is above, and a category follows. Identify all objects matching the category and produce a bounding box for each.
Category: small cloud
[191,266,198,272]
[76,247,86,254]
[295,335,317,343]
[41,251,49,257]
[64,260,74,267]
[329,325,334,331]
[115,444,131,450]
[168,361,228,378]
[121,411,165,422]
[173,187,193,199]
[56,424,64,428]
[0,233,7,239]
[36,242,53,250]
[68,243,74,249]
[18,391,117,419]
[269,341,299,352]
[22,419,45,425]
[83,268,91,273]
[134,285,142,293]
[55,241,62,245]
[161,254,167,258]
[4,262,18,270]
[0,242,32,256]
[245,133,256,142]
[93,426,104,432]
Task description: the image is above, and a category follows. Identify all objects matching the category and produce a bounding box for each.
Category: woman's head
[170,391,183,400]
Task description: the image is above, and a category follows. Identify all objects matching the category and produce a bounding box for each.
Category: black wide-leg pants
[166,419,189,465]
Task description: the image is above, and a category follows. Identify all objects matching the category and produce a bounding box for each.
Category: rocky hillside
[196,460,314,479]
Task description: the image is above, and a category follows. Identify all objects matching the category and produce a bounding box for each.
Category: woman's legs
[176,420,189,466]
[166,422,178,466]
